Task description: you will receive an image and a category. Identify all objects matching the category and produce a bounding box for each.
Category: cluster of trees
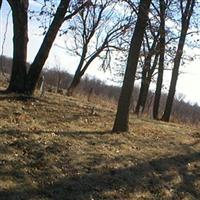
[0,0,199,132]
[1,55,200,126]
[113,0,198,131]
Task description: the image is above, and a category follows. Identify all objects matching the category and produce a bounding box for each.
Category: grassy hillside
[0,91,200,200]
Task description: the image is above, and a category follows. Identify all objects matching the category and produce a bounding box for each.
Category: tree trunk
[67,43,88,96]
[67,45,104,95]
[140,53,159,114]
[135,30,159,116]
[112,0,151,132]
[161,0,195,122]
[152,52,164,119]
[56,75,61,93]
[153,0,166,120]
[135,69,149,115]
[67,70,83,96]
[6,0,28,93]
[135,55,152,115]
[25,0,70,95]
[135,53,159,116]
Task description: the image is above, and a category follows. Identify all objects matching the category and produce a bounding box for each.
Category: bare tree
[25,0,71,94]
[5,0,90,95]
[112,0,151,132]
[162,0,195,122]
[65,0,133,95]
[6,0,29,93]
[134,30,160,115]
[153,0,167,119]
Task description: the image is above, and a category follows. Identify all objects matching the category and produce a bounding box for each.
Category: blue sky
[0,0,200,105]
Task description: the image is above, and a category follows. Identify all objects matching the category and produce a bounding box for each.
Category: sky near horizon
[0,0,200,105]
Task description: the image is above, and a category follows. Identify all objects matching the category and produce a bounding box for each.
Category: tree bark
[162,0,195,122]
[6,0,28,93]
[135,29,159,116]
[135,52,158,115]
[25,0,70,95]
[141,53,159,113]
[67,70,84,95]
[67,44,88,95]
[67,44,105,95]
[153,0,166,120]
[135,67,149,115]
[112,0,151,132]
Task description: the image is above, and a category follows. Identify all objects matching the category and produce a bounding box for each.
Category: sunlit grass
[0,90,200,200]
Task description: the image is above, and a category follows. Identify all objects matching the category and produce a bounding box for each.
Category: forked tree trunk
[6,0,70,95]
[139,53,159,114]
[67,44,105,96]
[135,53,159,115]
[7,0,28,93]
[135,69,149,115]
[112,0,151,132]
[67,44,88,96]
[162,0,195,122]
[67,70,83,96]
[25,0,70,95]
[153,0,166,119]
[135,31,159,116]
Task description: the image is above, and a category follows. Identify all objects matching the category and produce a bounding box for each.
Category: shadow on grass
[0,93,39,102]
[0,129,200,199]
[0,129,112,137]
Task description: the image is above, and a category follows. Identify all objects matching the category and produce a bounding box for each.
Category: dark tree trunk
[67,70,83,96]
[56,75,62,93]
[25,0,70,95]
[6,0,28,93]
[140,53,159,113]
[134,53,157,115]
[153,0,166,120]
[135,53,159,115]
[67,45,104,96]
[162,0,195,122]
[153,51,164,119]
[135,31,159,116]
[112,0,151,132]
[67,44,88,96]
[135,68,149,115]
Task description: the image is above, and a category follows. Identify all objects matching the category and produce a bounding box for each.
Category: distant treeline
[1,55,200,125]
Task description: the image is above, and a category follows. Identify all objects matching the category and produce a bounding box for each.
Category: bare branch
[64,1,92,21]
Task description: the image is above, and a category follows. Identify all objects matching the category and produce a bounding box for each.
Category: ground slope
[0,92,200,200]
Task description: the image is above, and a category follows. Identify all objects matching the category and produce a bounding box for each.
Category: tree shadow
[1,152,200,199]
[0,93,39,102]
[0,129,113,137]
[0,129,200,199]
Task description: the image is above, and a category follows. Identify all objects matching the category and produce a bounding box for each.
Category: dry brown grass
[0,91,200,200]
